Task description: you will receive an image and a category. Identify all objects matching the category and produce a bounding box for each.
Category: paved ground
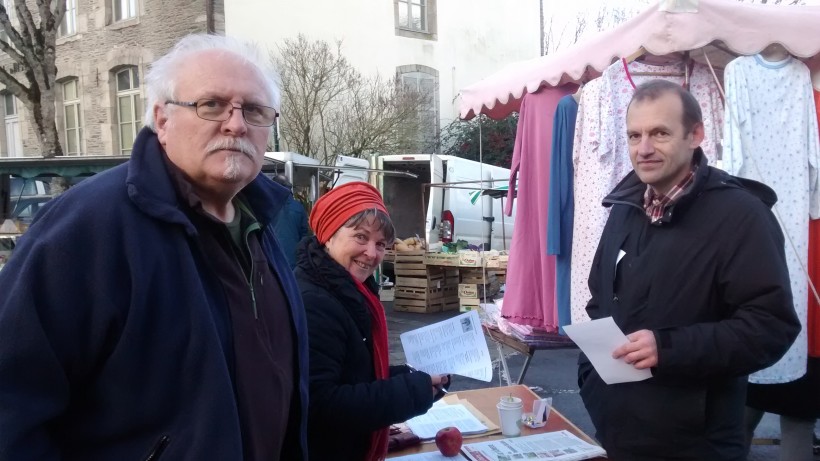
[385,304,820,460]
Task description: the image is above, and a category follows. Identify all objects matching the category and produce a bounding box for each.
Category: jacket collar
[296,236,379,335]
[125,127,290,235]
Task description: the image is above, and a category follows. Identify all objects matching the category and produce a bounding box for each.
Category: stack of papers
[405,403,489,440]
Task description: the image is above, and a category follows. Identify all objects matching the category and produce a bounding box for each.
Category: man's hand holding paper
[612,329,658,369]
[563,317,652,384]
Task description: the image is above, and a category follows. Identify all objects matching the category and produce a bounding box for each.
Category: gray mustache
[205,138,258,158]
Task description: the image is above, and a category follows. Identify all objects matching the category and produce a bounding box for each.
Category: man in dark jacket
[578,79,800,461]
[0,35,309,460]
[272,174,309,269]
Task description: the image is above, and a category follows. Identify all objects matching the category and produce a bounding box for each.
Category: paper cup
[496,396,523,437]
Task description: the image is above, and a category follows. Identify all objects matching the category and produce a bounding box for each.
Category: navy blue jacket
[273,196,309,269]
[0,128,309,461]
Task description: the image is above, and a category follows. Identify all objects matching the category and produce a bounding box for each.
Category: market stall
[458,0,820,333]
[456,0,820,444]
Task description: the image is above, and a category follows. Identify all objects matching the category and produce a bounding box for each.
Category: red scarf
[353,277,390,461]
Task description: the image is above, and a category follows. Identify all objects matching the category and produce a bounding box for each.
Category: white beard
[223,153,242,181]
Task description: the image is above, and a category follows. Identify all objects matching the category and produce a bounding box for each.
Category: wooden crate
[394,298,442,313]
[395,285,446,301]
[394,293,459,313]
[394,250,427,277]
[460,268,497,285]
[383,250,397,263]
[393,265,459,313]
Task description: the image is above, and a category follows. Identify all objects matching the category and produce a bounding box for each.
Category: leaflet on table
[562,316,652,384]
[400,310,493,381]
[462,430,606,461]
[405,403,488,439]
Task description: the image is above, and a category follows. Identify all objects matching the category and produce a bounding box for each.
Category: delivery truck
[376,154,514,250]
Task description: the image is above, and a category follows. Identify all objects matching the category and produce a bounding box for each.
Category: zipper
[602,197,644,213]
[143,435,170,461]
[243,222,261,320]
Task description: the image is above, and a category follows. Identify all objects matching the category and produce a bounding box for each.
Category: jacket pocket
[143,435,170,461]
[608,382,707,455]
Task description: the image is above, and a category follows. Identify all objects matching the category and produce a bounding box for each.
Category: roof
[0,155,132,178]
[458,0,820,120]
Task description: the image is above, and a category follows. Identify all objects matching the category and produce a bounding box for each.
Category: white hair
[143,34,280,130]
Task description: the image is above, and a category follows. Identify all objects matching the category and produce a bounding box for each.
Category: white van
[264,151,322,201]
[376,154,514,250]
[332,155,369,186]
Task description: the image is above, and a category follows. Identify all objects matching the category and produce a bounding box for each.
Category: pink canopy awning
[459,0,820,120]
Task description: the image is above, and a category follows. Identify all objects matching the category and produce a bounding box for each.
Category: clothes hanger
[624,47,647,65]
[624,49,687,77]
[759,43,791,62]
[571,81,584,102]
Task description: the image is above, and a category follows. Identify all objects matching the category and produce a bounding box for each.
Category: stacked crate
[458,267,501,312]
[485,254,509,284]
[393,251,459,313]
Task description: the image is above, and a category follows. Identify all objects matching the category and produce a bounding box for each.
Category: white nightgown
[723,54,820,384]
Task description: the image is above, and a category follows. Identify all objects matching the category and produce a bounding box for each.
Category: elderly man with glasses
[0,35,309,461]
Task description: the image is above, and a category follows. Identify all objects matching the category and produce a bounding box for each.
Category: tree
[438,114,518,169]
[0,0,67,157]
[274,34,428,165]
[542,3,644,57]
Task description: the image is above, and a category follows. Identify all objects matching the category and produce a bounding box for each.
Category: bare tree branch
[274,35,428,164]
[0,0,66,157]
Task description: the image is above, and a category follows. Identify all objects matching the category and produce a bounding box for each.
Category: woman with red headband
[294,181,448,461]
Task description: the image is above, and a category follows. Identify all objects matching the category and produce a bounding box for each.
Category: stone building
[0,0,224,157]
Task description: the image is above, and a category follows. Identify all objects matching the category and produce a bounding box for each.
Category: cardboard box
[457,251,482,267]
[424,252,460,266]
[459,297,481,313]
[379,288,395,302]
[458,283,479,298]
[424,251,484,267]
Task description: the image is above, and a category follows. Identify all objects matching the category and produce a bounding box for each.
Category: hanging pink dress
[501,85,574,330]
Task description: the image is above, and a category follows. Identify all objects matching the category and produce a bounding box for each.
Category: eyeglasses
[165,98,279,127]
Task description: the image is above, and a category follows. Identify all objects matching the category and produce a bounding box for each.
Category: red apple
[435,426,463,457]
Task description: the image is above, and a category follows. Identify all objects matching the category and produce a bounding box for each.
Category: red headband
[309,181,389,244]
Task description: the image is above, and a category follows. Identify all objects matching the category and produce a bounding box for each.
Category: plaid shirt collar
[643,166,697,223]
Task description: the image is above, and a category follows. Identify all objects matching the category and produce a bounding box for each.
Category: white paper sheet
[405,403,489,439]
[462,430,606,461]
[562,317,652,384]
[400,310,493,382]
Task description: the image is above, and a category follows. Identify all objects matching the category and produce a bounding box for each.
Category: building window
[62,79,83,155]
[115,67,141,155]
[3,93,23,157]
[1,0,15,42]
[395,0,436,40]
[59,0,78,37]
[397,0,426,31]
[113,0,137,22]
[398,66,439,154]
